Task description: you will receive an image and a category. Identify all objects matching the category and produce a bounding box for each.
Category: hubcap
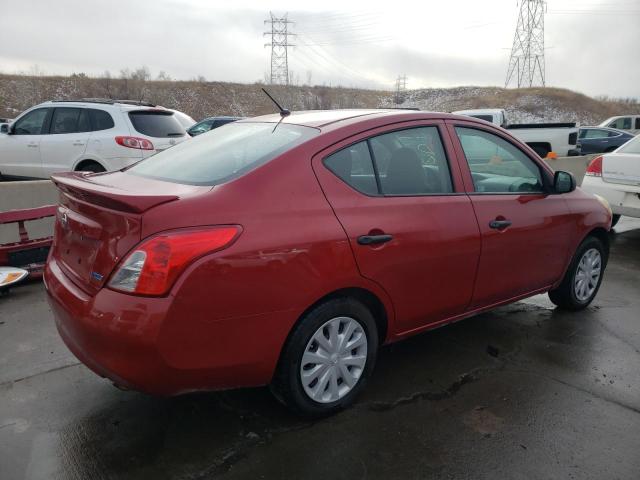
[574,248,602,302]
[300,316,368,403]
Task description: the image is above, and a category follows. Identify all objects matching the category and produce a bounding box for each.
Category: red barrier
[0,205,56,278]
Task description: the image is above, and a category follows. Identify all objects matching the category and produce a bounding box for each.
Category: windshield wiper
[167,132,184,137]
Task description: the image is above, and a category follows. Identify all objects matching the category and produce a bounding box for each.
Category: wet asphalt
[1,219,640,480]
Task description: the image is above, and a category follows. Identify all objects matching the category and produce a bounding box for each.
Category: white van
[0,99,190,180]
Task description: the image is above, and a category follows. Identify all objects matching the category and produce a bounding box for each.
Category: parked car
[574,126,634,155]
[0,117,13,124]
[169,109,197,130]
[45,109,611,416]
[582,133,640,227]
[0,99,190,179]
[598,115,640,135]
[188,116,243,136]
[453,108,578,157]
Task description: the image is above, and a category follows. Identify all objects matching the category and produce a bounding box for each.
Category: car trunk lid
[50,171,204,294]
[603,153,640,187]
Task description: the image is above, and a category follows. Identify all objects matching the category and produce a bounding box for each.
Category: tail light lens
[115,136,155,150]
[108,226,241,296]
[585,155,603,177]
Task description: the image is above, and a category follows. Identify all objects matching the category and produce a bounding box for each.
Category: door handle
[73,142,85,146]
[489,219,512,230]
[27,143,38,148]
[357,234,393,245]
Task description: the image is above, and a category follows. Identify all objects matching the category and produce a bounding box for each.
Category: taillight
[115,136,154,150]
[585,155,603,177]
[108,226,241,296]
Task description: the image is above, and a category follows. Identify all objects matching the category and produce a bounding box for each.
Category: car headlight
[593,194,612,216]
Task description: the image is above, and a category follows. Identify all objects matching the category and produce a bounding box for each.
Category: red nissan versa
[45,110,612,416]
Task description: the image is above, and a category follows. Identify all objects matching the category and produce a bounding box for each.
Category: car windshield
[127,122,319,186]
[617,134,640,154]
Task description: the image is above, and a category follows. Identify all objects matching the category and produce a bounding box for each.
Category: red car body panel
[45,110,611,395]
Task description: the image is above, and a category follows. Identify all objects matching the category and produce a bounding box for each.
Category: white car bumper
[582,176,640,218]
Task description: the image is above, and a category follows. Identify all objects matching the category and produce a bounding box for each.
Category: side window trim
[322,124,459,198]
[448,122,552,195]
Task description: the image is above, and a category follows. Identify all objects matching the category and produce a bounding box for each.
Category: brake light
[585,155,603,177]
[115,136,154,150]
[108,226,241,296]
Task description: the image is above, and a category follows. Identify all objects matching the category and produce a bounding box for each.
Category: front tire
[549,236,607,310]
[271,297,378,417]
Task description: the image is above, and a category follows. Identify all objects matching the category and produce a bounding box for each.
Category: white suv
[0,99,190,179]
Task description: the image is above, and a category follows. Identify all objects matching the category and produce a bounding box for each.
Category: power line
[264,12,295,85]
[505,0,546,88]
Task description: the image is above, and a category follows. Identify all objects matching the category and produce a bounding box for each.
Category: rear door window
[324,141,378,195]
[324,126,454,196]
[370,127,453,195]
[51,108,82,134]
[128,110,185,138]
[128,122,318,186]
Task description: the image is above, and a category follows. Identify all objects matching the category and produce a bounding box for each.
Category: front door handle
[489,219,512,230]
[357,234,393,245]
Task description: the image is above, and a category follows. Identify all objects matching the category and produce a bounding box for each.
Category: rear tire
[271,297,378,417]
[76,161,105,173]
[548,235,607,310]
[611,214,621,228]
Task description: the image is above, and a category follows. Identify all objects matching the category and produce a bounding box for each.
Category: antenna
[261,88,290,117]
[505,0,546,88]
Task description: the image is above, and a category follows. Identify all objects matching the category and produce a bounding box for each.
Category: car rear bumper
[581,176,640,218]
[44,257,285,395]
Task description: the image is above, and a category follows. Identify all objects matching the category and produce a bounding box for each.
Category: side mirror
[554,170,576,194]
[0,124,9,134]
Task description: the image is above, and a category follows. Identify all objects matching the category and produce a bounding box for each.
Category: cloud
[0,0,637,97]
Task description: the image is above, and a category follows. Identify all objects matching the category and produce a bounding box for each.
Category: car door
[0,107,50,178]
[447,121,574,309]
[40,107,91,176]
[580,128,610,154]
[312,121,481,335]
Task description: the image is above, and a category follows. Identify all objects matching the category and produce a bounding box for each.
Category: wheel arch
[74,158,106,172]
[585,226,610,257]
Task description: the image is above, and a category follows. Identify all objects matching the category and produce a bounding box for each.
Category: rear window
[128,110,186,138]
[127,122,319,186]
[618,135,640,154]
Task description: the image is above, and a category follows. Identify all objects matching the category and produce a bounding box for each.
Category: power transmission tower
[505,0,546,88]
[394,74,407,104]
[264,12,295,85]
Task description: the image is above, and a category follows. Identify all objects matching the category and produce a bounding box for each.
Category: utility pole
[264,12,295,85]
[394,74,407,105]
[505,0,546,88]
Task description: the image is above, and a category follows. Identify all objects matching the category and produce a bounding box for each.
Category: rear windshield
[127,122,319,186]
[128,110,186,138]
[470,115,494,123]
[618,135,640,154]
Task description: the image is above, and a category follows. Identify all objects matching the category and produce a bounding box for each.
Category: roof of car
[243,109,449,128]
[582,126,632,134]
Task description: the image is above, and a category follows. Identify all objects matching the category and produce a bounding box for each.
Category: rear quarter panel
[141,141,394,383]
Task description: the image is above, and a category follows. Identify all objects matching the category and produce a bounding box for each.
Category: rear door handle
[489,220,512,230]
[357,234,393,245]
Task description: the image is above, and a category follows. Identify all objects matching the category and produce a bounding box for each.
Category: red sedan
[45,110,612,416]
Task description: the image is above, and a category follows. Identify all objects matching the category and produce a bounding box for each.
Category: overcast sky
[0,0,638,98]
